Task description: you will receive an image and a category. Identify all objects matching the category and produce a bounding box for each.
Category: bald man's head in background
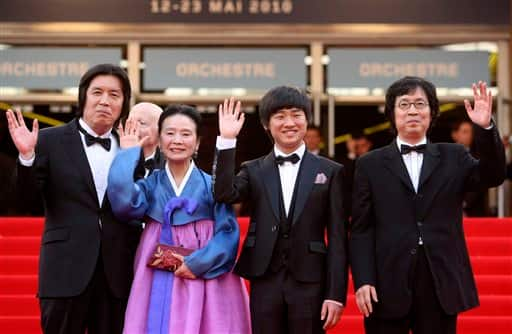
[128,102,163,157]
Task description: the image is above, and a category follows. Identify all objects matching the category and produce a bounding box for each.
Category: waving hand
[218,97,245,139]
[464,81,493,128]
[118,118,148,149]
[6,109,38,160]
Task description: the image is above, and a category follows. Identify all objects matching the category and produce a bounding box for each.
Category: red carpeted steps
[455,219,512,334]
[0,217,511,333]
[0,218,42,334]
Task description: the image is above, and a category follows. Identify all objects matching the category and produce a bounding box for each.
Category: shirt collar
[145,151,156,161]
[165,160,195,196]
[274,142,306,160]
[79,118,112,139]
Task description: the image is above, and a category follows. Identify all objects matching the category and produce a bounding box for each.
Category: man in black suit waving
[350,77,506,334]
[213,87,348,333]
[6,64,141,334]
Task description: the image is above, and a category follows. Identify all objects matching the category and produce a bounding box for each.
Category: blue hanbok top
[107,147,239,279]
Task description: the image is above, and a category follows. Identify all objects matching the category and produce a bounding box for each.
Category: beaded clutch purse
[147,244,194,272]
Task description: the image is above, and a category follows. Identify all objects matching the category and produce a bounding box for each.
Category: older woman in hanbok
[107,105,251,334]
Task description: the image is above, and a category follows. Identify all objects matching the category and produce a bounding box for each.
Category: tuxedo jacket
[14,120,141,299]
[349,125,506,317]
[213,148,348,303]
[461,147,489,217]
[336,155,356,218]
[133,147,165,181]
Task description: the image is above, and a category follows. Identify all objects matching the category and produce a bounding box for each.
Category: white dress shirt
[396,136,427,245]
[396,136,427,194]
[78,119,118,206]
[273,144,305,216]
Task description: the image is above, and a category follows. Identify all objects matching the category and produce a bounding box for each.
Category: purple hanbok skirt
[123,219,251,334]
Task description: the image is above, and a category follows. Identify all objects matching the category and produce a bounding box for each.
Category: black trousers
[249,268,325,334]
[39,255,127,334]
[364,247,457,334]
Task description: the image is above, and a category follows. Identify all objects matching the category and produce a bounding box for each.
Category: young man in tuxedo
[213,87,348,333]
[350,77,506,334]
[6,64,141,334]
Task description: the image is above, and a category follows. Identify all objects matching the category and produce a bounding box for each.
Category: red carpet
[1,217,511,333]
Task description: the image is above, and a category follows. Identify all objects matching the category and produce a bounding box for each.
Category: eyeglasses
[396,100,429,110]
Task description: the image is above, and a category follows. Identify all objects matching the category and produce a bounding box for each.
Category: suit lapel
[383,142,415,193]
[102,128,120,209]
[154,147,166,169]
[291,151,318,225]
[133,148,146,180]
[418,143,440,191]
[63,120,98,206]
[261,152,281,222]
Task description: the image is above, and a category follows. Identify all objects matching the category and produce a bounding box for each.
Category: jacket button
[410,248,417,255]
[272,225,278,232]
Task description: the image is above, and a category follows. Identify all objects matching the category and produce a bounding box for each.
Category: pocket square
[314,172,327,184]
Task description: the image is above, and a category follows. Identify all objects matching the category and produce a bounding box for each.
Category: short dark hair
[258,86,312,128]
[384,76,439,135]
[76,64,131,125]
[307,124,322,135]
[351,129,366,140]
[452,119,472,132]
[159,104,202,137]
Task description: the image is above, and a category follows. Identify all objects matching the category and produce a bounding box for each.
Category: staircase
[1,217,511,333]
[0,218,42,334]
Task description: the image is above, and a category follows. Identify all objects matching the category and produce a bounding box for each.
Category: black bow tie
[275,153,300,165]
[400,144,426,155]
[78,124,111,151]
[143,158,155,171]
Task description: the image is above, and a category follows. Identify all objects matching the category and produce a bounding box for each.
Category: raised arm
[218,97,245,139]
[463,81,506,189]
[463,81,492,128]
[107,147,151,221]
[6,109,45,211]
[6,109,38,160]
[213,97,250,203]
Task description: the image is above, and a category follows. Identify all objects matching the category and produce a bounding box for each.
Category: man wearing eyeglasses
[349,76,506,334]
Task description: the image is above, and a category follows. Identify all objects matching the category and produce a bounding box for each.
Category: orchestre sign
[327,49,490,94]
[0,47,122,90]
[143,47,307,92]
